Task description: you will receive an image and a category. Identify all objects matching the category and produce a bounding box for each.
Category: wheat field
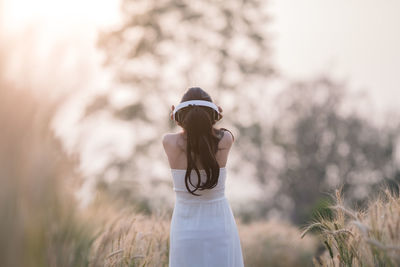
[302,187,400,266]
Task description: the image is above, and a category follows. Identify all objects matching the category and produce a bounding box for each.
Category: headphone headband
[173,100,220,121]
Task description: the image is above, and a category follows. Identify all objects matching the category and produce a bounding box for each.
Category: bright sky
[2,0,120,30]
[269,0,400,114]
[3,0,399,114]
[1,0,122,98]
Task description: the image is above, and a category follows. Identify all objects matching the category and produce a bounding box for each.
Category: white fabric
[169,167,245,267]
[173,100,220,120]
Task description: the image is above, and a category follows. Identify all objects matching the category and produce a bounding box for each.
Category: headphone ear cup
[214,110,220,121]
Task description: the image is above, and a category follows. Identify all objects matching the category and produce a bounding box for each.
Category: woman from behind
[162,87,244,267]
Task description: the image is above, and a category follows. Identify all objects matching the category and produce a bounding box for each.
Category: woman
[162,87,244,267]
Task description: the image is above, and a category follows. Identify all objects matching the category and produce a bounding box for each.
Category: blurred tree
[84,0,275,206]
[97,0,273,92]
[269,76,400,224]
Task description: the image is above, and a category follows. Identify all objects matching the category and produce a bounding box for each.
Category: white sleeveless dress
[169,167,244,267]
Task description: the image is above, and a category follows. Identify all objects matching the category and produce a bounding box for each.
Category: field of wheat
[302,187,400,266]
[87,193,317,267]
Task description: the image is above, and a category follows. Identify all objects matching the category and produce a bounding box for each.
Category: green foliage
[271,77,400,224]
[310,198,334,222]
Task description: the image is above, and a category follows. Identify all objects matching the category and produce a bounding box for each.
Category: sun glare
[3,0,121,30]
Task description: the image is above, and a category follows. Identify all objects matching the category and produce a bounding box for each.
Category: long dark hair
[177,87,221,196]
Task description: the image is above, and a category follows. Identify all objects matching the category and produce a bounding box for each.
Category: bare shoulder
[218,128,235,149]
[162,132,177,143]
[162,133,180,149]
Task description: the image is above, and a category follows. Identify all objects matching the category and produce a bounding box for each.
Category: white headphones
[173,100,222,122]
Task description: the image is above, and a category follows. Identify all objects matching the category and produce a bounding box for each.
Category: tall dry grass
[87,190,319,267]
[87,204,318,267]
[87,192,171,266]
[302,186,400,266]
[0,77,98,266]
[92,206,319,267]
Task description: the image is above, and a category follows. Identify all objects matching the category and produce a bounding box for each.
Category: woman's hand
[218,105,223,119]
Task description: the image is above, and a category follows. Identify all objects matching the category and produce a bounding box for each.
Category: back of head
[178,87,221,196]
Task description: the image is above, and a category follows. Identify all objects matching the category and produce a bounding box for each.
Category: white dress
[169,167,244,267]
